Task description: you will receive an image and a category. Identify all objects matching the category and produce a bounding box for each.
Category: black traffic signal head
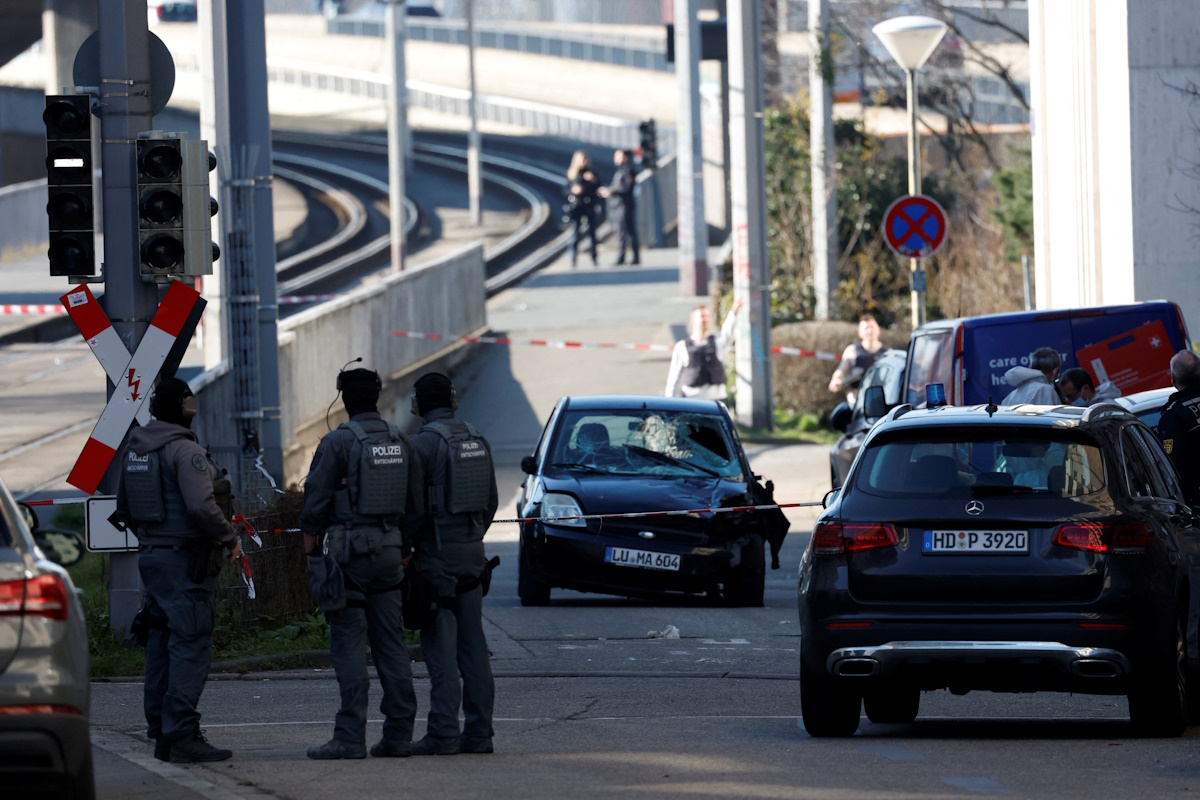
[43,94,96,277]
[638,119,658,166]
[181,142,219,276]
[137,136,185,276]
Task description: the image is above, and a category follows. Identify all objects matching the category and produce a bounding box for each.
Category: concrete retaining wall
[191,241,487,487]
[0,179,47,259]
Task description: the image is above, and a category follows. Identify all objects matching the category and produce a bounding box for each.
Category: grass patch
[67,551,422,678]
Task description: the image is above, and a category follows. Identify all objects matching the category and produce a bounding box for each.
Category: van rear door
[1070,303,1187,395]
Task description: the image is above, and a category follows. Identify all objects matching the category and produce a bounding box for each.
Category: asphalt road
[86,251,1200,799]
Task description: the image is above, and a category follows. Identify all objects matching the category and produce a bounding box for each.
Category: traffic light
[638,119,658,168]
[136,134,185,276]
[43,94,96,277]
[181,141,219,276]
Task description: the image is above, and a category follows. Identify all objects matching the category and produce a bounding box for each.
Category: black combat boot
[459,735,493,754]
[370,738,412,758]
[170,731,233,763]
[411,735,459,756]
[307,739,367,760]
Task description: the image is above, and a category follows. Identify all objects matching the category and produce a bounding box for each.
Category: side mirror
[36,531,84,568]
[830,401,852,433]
[520,455,538,475]
[18,502,38,532]
[863,385,890,420]
[822,488,841,508]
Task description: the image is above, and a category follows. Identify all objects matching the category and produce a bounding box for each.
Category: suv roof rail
[889,403,914,421]
[1081,401,1136,424]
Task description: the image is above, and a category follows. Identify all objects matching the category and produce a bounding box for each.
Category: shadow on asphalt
[856,718,1139,740]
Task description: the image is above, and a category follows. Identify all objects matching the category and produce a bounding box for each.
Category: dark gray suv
[0,486,92,798]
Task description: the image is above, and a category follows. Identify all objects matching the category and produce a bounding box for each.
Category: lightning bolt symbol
[127,368,141,401]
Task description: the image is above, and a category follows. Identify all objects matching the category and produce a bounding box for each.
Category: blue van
[901,301,1191,407]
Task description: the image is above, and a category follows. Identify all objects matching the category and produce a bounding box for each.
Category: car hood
[542,472,748,515]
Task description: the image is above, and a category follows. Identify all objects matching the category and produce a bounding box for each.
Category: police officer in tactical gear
[299,368,425,760]
[410,373,499,755]
[1158,350,1200,507]
[116,377,241,764]
[664,298,745,400]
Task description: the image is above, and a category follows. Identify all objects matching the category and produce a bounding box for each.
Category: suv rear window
[855,430,1106,499]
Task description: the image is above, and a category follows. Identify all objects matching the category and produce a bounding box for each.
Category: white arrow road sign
[85,495,137,552]
[67,280,204,495]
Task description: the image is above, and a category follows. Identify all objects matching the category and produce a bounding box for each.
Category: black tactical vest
[123,449,190,530]
[342,420,409,517]
[423,420,492,516]
[682,336,725,388]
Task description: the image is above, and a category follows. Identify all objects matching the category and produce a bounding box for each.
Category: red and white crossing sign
[61,285,151,426]
[883,194,947,259]
[65,280,205,495]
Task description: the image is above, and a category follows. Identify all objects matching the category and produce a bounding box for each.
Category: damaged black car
[515,395,788,607]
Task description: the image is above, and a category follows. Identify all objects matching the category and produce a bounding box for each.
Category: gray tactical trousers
[326,546,418,745]
[419,584,495,742]
[140,546,215,743]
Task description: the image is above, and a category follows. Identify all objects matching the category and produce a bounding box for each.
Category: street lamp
[872,15,947,328]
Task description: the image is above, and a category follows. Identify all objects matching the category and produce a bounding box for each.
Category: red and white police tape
[0,304,68,316]
[391,330,842,361]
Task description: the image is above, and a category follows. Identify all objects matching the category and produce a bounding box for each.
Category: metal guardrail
[329,17,672,73]
[258,55,677,153]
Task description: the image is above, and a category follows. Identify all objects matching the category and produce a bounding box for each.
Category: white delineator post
[728,0,773,430]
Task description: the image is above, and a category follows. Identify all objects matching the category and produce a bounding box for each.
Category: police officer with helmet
[409,372,499,755]
[299,368,425,759]
[115,377,241,763]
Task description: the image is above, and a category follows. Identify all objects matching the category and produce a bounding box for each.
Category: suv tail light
[811,522,898,555]
[1053,522,1154,554]
[0,574,69,621]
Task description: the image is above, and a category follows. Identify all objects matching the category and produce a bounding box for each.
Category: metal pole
[205,0,284,491]
[98,0,156,637]
[716,0,732,235]
[809,0,837,321]
[386,0,408,266]
[466,0,483,227]
[1022,253,1033,310]
[728,0,772,430]
[674,0,708,296]
[906,67,926,328]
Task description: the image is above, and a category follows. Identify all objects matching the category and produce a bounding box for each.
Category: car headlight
[541,492,586,527]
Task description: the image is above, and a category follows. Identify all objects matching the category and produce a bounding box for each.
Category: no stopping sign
[883,194,947,259]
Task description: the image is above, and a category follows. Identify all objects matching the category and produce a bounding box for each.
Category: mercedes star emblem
[965,500,985,516]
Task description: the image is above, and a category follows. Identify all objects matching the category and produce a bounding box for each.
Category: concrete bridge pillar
[42,0,97,93]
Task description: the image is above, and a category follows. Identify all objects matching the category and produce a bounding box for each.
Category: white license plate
[605,546,681,571]
[923,530,1028,554]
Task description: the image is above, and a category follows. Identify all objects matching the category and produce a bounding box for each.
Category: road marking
[91,730,256,800]
[196,714,805,730]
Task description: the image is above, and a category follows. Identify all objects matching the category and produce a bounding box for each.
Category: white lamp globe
[872,15,948,72]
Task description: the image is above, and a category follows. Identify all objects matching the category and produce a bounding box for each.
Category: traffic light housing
[137,134,185,276]
[639,119,658,168]
[181,142,219,277]
[136,133,219,278]
[44,94,96,277]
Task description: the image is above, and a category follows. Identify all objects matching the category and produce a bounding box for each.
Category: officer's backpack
[422,420,492,515]
[342,420,409,516]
